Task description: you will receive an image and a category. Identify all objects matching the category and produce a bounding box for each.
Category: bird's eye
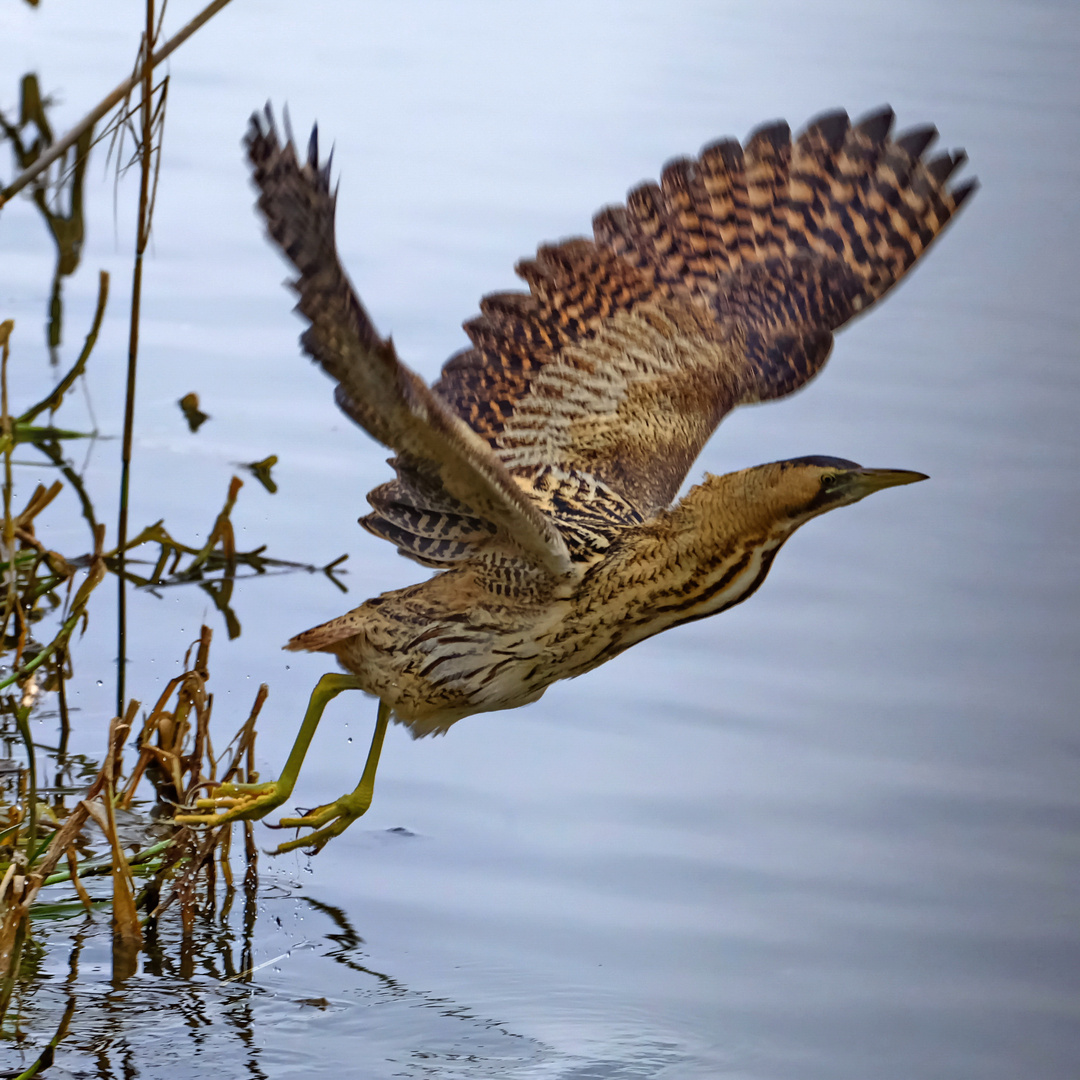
[821,473,840,490]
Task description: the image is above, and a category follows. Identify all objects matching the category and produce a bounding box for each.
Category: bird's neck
[651,468,802,618]
[572,467,804,667]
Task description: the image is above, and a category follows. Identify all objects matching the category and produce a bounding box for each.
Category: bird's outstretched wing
[246,109,573,579]
[251,106,973,571]
[430,106,975,522]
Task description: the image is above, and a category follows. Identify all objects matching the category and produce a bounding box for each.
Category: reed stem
[116,1,156,717]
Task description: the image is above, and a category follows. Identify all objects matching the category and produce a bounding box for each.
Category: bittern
[179,105,974,852]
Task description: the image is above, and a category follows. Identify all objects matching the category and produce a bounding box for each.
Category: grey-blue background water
[3,1,1078,1077]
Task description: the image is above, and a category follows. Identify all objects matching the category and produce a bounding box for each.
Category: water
[3,1,1079,1076]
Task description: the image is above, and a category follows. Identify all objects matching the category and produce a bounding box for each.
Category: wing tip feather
[854,105,895,144]
[894,124,938,159]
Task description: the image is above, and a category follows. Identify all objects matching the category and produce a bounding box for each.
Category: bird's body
[181,105,974,849]
[289,459,884,733]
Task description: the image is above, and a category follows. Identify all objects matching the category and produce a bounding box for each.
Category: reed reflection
[7,839,545,1080]
[0,74,90,364]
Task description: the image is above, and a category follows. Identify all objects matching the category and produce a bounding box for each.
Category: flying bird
[180,105,975,851]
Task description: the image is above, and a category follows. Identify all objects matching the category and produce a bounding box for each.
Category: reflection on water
[28,893,696,1079]
[0,73,90,363]
[21,889,559,1080]
[2,1,1079,1078]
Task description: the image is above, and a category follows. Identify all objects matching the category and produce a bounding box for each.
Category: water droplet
[96,680,103,687]
[347,737,353,744]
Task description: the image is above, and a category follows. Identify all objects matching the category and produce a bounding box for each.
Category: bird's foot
[268,789,374,855]
[174,779,289,827]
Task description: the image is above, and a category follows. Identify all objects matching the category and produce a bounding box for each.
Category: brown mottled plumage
[180,106,973,850]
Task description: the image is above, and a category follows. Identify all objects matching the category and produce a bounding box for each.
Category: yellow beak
[848,467,929,494]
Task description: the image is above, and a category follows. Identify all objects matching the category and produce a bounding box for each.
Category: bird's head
[764,455,928,523]
[679,456,929,551]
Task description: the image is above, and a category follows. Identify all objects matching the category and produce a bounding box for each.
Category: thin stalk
[16,270,109,427]
[13,704,38,860]
[0,598,96,693]
[41,838,173,888]
[10,997,77,1079]
[0,321,15,641]
[0,0,234,206]
[0,920,25,1025]
[116,1,156,717]
[56,643,70,757]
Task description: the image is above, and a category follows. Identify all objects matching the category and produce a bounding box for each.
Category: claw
[173,780,288,826]
[174,689,388,855]
[267,792,373,855]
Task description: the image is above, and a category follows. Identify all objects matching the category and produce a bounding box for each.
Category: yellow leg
[175,672,363,828]
[269,699,390,854]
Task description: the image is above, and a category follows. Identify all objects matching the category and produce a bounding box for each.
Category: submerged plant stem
[10,998,77,1079]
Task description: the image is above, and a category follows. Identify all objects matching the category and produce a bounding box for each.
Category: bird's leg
[269,699,391,854]
[175,672,363,827]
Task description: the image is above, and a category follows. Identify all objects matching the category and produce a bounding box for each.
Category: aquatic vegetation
[0,1,322,1066]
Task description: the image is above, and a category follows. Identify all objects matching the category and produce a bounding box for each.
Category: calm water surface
[3,2,1079,1077]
